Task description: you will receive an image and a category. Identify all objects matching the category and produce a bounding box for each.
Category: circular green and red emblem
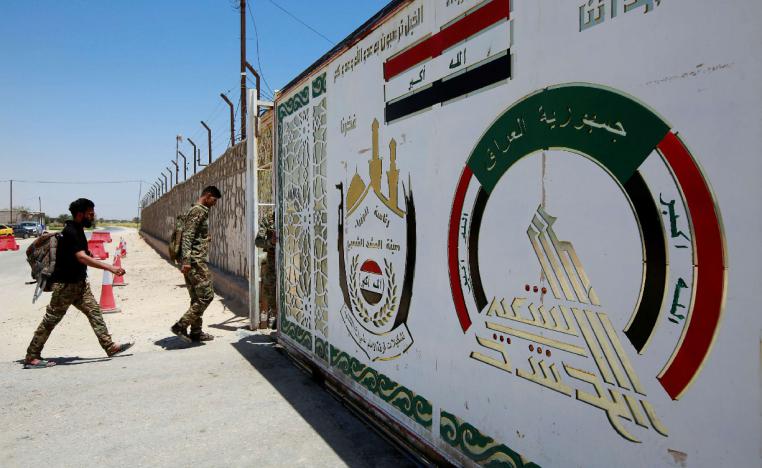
[448,84,726,400]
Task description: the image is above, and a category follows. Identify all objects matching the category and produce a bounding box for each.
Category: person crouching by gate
[24,198,133,369]
[255,212,277,328]
[171,186,221,343]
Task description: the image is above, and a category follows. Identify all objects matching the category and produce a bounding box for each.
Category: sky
[0,0,389,219]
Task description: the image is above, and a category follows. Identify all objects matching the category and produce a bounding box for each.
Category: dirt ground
[0,228,413,467]
[0,228,247,362]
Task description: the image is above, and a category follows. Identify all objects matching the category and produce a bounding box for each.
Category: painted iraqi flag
[359,260,384,305]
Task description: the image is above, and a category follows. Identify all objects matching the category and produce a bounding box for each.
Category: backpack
[168,213,187,264]
[26,232,62,303]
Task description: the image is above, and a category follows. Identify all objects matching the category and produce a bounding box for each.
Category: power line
[247,1,275,96]
[248,76,273,100]
[265,0,336,46]
[0,179,145,185]
[176,79,242,169]
[184,81,240,145]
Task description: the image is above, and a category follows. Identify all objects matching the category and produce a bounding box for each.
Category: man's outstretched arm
[75,250,125,276]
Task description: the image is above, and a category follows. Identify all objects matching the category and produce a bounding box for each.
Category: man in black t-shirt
[24,198,134,369]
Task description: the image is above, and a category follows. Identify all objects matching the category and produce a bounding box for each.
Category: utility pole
[201,121,212,164]
[178,151,188,181]
[220,93,235,147]
[9,179,12,225]
[240,0,247,141]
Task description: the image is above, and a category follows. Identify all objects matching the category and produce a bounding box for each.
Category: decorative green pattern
[440,411,541,468]
[311,72,327,98]
[330,345,432,429]
[277,86,311,122]
[315,337,329,363]
[281,310,312,351]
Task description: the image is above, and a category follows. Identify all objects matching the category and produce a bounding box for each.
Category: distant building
[0,210,46,225]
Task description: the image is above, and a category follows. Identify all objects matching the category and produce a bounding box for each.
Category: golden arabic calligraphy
[469,206,667,442]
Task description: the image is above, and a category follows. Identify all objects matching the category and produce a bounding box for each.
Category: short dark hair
[69,198,95,216]
[202,186,222,198]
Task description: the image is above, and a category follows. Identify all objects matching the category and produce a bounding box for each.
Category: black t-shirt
[51,221,89,283]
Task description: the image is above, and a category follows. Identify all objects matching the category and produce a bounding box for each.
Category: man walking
[171,185,221,343]
[24,198,134,369]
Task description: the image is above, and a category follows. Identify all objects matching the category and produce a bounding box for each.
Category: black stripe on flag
[385,52,511,123]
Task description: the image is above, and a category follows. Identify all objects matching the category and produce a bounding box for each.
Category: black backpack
[168,213,187,264]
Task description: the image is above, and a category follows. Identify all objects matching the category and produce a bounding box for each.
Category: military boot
[189,331,214,342]
[171,323,191,343]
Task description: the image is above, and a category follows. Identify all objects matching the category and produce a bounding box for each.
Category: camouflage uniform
[177,203,213,333]
[26,281,114,361]
[255,213,277,323]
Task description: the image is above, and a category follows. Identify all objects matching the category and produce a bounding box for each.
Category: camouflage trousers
[259,262,276,314]
[26,281,114,360]
[178,262,214,333]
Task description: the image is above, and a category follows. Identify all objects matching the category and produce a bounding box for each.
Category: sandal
[23,358,57,369]
[107,342,134,357]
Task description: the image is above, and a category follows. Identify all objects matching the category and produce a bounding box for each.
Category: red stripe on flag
[384,0,510,81]
[657,132,726,400]
[360,260,382,274]
[448,167,474,333]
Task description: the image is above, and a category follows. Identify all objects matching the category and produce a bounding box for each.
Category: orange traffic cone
[119,238,127,257]
[99,269,121,314]
[112,251,127,286]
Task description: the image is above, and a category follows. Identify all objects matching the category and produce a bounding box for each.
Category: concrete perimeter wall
[141,141,247,277]
[141,111,274,281]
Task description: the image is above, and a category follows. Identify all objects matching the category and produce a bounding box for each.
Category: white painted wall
[275,1,761,466]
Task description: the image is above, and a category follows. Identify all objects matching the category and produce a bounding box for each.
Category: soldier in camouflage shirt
[255,212,277,328]
[171,186,221,343]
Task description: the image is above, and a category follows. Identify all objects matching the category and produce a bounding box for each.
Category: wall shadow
[218,295,248,318]
[208,314,249,332]
[231,334,420,468]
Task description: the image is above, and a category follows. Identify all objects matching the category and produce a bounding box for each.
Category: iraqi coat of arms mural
[337,119,416,361]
